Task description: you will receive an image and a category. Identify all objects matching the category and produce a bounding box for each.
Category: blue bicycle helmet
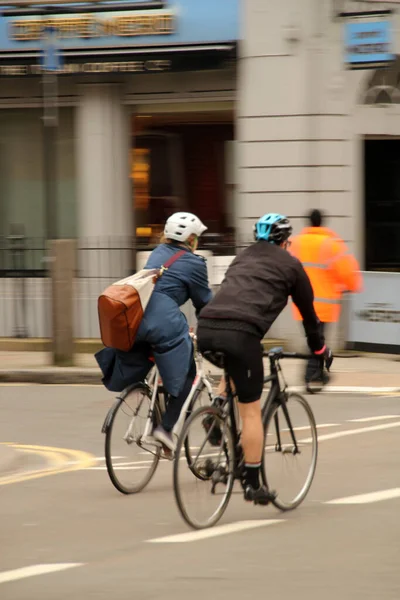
[254,213,293,244]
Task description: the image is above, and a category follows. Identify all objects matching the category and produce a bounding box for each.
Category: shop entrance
[131,108,235,252]
[364,138,400,271]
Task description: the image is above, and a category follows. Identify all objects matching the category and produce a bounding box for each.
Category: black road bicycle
[173,347,322,529]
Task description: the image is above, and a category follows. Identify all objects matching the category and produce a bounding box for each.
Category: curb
[0,370,399,395]
[0,370,101,385]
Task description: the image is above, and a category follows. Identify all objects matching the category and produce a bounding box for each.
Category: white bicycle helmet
[164,212,207,242]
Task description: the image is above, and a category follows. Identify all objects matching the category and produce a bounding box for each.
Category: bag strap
[159,249,186,275]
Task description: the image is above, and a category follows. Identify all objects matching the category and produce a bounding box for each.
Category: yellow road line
[0,443,96,487]
[16,447,66,468]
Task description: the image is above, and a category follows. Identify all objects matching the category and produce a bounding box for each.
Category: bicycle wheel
[262,392,318,511]
[105,383,161,494]
[184,382,213,472]
[174,406,235,529]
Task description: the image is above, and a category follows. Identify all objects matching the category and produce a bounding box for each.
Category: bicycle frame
[217,348,315,464]
[261,349,314,453]
[133,346,214,447]
[172,350,213,439]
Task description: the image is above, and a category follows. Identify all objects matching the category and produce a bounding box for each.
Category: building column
[237,0,351,349]
[76,84,132,278]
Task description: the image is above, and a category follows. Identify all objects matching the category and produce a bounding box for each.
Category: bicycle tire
[174,405,235,529]
[105,383,161,495]
[262,392,318,511]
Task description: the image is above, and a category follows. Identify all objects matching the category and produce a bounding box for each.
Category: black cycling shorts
[197,326,264,404]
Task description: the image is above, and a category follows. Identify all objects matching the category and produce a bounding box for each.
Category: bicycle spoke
[262,393,317,510]
[174,406,235,529]
[105,385,161,494]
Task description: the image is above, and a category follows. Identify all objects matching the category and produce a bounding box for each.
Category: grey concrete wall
[236,0,355,349]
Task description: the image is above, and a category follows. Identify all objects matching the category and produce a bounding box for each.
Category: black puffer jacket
[199,240,324,352]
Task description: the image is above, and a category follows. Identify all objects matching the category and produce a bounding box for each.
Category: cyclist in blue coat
[96,212,212,451]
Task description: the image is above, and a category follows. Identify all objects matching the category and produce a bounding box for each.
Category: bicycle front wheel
[174,406,235,529]
[105,383,161,495]
[262,392,318,511]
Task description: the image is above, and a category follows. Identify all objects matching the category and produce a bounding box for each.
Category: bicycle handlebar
[263,350,314,360]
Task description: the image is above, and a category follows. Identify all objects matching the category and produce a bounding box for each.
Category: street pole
[43,71,58,241]
[41,25,69,365]
[42,25,59,241]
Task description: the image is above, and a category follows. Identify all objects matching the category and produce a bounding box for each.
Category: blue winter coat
[96,243,212,395]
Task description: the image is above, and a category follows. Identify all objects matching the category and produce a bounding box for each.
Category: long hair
[160,234,173,245]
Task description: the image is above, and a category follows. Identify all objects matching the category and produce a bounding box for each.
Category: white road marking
[108,461,153,467]
[0,563,83,585]
[283,423,339,432]
[348,415,400,423]
[323,386,400,394]
[301,420,400,443]
[147,519,284,543]
[288,386,400,395]
[327,488,400,505]
[87,466,148,471]
[94,456,124,461]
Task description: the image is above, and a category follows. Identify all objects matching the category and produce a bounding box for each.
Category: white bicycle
[101,338,214,494]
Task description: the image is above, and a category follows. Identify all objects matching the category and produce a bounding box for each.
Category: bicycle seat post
[224,369,233,397]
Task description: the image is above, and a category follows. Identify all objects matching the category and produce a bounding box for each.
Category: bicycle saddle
[202,350,225,369]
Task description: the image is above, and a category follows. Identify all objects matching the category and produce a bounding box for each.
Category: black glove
[318,346,333,372]
[305,346,333,393]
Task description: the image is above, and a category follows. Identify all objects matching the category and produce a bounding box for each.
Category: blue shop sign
[344,20,394,68]
[0,0,239,51]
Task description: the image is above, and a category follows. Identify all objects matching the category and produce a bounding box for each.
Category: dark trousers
[162,357,197,431]
[305,322,326,383]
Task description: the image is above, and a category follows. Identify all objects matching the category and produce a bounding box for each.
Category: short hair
[309,209,324,227]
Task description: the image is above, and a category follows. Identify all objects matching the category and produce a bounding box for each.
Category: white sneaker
[153,426,175,452]
[141,434,161,448]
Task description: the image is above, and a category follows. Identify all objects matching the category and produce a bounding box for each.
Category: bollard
[49,239,76,366]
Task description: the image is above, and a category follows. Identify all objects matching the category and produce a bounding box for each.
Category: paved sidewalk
[0,350,399,390]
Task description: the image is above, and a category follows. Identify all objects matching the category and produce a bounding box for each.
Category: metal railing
[0,236,47,277]
[75,235,240,339]
[0,233,247,339]
[0,237,49,338]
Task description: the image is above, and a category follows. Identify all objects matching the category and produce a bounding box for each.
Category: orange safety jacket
[290,227,362,323]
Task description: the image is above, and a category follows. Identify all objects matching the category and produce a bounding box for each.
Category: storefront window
[131,112,236,253]
[0,107,76,274]
[365,139,400,271]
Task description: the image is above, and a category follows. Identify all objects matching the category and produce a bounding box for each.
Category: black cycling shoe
[244,485,276,506]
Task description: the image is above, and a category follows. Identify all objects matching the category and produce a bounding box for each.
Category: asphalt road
[0,384,399,600]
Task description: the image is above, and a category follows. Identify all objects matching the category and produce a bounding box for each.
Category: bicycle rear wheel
[173,406,235,529]
[262,392,318,511]
[105,383,161,494]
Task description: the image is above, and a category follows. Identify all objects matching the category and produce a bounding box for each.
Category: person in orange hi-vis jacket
[290,209,363,392]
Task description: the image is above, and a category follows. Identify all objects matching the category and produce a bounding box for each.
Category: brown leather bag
[98,250,186,352]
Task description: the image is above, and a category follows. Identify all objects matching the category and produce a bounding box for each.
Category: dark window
[365,139,400,271]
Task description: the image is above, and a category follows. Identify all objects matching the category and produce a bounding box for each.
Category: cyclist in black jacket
[197,213,333,506]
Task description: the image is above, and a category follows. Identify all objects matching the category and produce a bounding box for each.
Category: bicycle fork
[275,395,300,455]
